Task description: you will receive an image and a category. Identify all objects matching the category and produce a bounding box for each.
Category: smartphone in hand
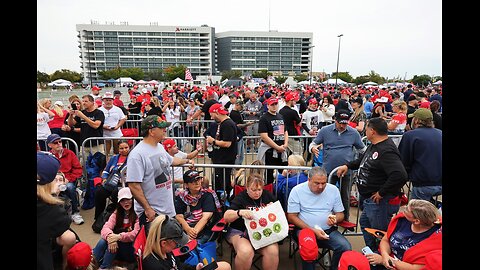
[361,246,374,255]
[71,103,78,110]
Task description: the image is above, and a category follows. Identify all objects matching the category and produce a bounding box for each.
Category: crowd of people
[37,81,442,269]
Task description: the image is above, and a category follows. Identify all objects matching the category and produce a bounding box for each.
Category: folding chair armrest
[365,227,386,239]
[337,220,356,232]
[211,218,226,232]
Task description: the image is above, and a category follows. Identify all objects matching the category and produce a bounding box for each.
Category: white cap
[54,101,64,107]
[117,187,132,202]
[102,92,114,99]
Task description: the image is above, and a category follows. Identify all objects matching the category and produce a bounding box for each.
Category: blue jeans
[359,195,399,251]
[66,182,79,213]
[296,228,352,270]
[235,138,244,165]
[93,238,135,268]
[411,186,442,201]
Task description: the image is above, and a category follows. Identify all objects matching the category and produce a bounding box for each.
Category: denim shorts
[225,227,248,243]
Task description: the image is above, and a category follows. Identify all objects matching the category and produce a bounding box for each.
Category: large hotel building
[76,22,312,82]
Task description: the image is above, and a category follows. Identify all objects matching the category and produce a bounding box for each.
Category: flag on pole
[185,68,193,81]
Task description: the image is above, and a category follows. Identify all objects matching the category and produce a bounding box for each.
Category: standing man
[257,97,288,184]
[243,92,263,152]
[126,115,194,228]
[279,92,303,155]
[47,133,84,225]
[68,95,105,156]
[98,92,127,157]
[205,103,238,196]
[336,117,408,251]
[229,100,254,165]
[287,166,352,270]
[398,108,442,201]
[308,109,365,221]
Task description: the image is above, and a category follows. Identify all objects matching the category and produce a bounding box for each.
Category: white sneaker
[71,212,85,225]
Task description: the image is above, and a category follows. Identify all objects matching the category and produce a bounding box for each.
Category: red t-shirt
[48,109,68,129]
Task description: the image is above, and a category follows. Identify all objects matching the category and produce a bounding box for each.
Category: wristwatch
[237,209,241,217]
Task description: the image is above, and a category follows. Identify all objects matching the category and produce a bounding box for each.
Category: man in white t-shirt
[98,92,127,157]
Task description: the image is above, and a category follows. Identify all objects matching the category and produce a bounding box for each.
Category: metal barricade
[361,135,403,148]
[37,137,79,157]
[328,166,362,235]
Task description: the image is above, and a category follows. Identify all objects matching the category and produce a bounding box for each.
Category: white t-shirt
[126,141,175,217]
[98,105,126,137]
[37,112,52,140]
[301,109,324,135]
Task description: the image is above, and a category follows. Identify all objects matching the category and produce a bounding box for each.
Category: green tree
[125,68,145,81]
[275,76,287,85]
[164,65,187,81]
[37,71,51,83]
[294,74,308,82]
[221,70,243,81]
[367,70,385,84]
[50,69,82,82]
[352,75,370,85]
[145,69,165,81]
[331,72,353,83]
[411,74,432,87]
[252,69,272,79]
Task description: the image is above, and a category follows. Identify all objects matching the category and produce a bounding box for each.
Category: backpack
[82,152,106,210]
[91,202,116,233]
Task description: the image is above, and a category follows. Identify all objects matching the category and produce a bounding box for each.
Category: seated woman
[142,215,231,270]
[365,199,442,269]
[387,100,408,135]
[175,169,223,244]
[94,140,130,221]
[275,154,308,210]
[224,174,279,270]
[93,187,140,269]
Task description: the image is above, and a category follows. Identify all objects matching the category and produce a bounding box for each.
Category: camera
[71,103,78,110]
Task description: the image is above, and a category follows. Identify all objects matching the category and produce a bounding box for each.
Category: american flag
[185,68,193,81]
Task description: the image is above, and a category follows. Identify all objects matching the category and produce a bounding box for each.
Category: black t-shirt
[174,192,216,229]
[258,112,286,146]
[211,118,237,164]
[142,252,195,270]
[228,190,276,232]
[406,105,416,127]
[74,109,105,146]
[229,110,246,138]
[201,99,218,121]
[279,106,301,136]
[432,112,442,130]
[128,101,142,114]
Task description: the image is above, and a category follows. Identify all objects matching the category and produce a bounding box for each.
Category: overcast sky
[37,0,441,79]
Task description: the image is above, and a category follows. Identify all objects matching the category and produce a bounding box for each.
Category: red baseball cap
[209,103,229,115]
[338,250,370,270]
[266,97,279,105]
[308,98,318,104]
[162,139,176,150]
[285,92,296,102]
[66,242,92,270]
[298,228,318,261]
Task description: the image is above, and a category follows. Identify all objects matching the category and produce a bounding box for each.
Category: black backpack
[91,202,116,233]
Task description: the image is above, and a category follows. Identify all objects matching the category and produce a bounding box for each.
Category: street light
[310,45,315,85]
[335,34,343,90]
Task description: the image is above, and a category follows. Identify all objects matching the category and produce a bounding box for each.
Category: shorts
[225,227,248,243]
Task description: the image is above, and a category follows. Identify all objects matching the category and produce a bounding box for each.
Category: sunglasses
[51,140,62,145]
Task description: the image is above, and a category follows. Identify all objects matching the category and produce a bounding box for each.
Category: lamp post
[335,34,343,90]
[309,45,315,85]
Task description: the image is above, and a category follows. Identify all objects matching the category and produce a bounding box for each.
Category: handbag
[92,202,116,233]
[243,200,289,250]
[103,161,127,192]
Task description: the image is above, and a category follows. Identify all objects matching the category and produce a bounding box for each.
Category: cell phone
[201,261,218,270]
[361,246,374,255]
[388,259,394,267]
[71,103,78,110]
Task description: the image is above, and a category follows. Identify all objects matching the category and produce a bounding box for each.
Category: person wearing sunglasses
[47,133,84,225]
[142,215,231,270]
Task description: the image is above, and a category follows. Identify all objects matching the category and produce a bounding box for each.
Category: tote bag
[243,200,289,250]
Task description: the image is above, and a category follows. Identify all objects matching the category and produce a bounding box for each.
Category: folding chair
[225,183,274,270]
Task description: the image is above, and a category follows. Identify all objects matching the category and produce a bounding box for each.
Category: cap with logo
[141,115,171,131]
[183,169,204,184]
[208,103,229,115]
[335,109,351,124]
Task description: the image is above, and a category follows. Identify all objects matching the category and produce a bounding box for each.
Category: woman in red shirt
[387,100,408,135]
[49,101,68,136]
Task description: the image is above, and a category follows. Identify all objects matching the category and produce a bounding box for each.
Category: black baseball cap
[183,169,204,183]
[160,216,189,247]
[335,109,351,124]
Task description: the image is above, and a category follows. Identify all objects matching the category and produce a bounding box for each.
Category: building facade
[215,31,313,76]
[76,23,216,83]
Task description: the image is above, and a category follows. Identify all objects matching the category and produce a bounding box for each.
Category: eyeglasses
[52,140,62,145]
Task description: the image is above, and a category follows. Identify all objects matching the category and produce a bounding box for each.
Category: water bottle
[207,143,213,152]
